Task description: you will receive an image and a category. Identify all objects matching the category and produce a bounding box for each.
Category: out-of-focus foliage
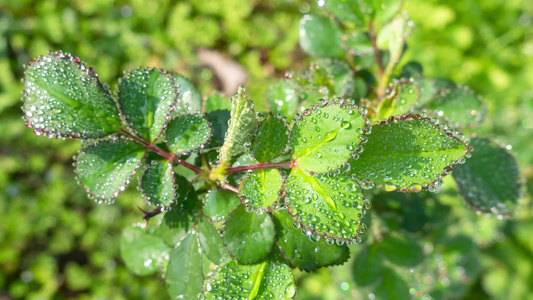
[1,0,533,299]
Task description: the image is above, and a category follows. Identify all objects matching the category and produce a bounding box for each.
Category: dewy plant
[21,1,520,299]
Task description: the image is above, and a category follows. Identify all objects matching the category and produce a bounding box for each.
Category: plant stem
[120,128,203,174]
[225,161,294,175]
[369,21,385,98]
[221,183,240,194]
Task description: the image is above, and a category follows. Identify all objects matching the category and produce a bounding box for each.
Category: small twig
[225,161,293,175]
[369,21,385,98]
[221,183,240,194]
[138,206,163,232]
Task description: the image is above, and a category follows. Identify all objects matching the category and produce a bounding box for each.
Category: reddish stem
[221,183,240,194]
[369,21,384,80]
[225,161,294,175]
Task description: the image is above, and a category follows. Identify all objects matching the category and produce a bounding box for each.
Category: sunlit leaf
[425,86,485,128]
[223,205,275,264]
[203,93,231,113]
[23,52,121,138]
[198,216,230,265]
[120,223,171,276]
[166,231,204,299]
[306,59,355,98]
[291,102,367,173]
[324,0,366,28]
[204,257,295,299]
[285,167,366,242]
[140,160,177,207]
[166,114,211,154]
[240,169,283,210]
[299,15,344,58]
[251,113,289,162]
[376,80,420,120]
[350,115,470,192]
[452,137,520,215]
[118,68,178,142]
[175,74,202,113]
[76,138,145,201]
[266,80,300,119]
[273,210,350,271]
[213,87,258,173]
[203,189,240,222]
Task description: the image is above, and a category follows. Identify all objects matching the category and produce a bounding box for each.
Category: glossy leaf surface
[307,59,355,98]
[203,190,240,222]
[175,74,202,113]
[240,169,283,210]
[377,80,420,119]
[350,115,469,192]
[251,114,288,162]
[215,87,258,169]
[166,231,204,299]
[120,223,171,276]
[266,80,299,119]
[291,103,366,173]
[299,15,344,58]
[76,139,145,201]
[273,210,350,271]
[166,114,211,154]
[204,258,295,299]
[223,205,275,264]
[140,161,176,207]
[285,167,366,241]
[452,137,520,215]
[118,68,178,141]
[198,216,229,265]
[23,53,121,138]
[425,86,485,128]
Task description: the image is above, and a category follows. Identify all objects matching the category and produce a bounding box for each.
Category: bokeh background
[1,0,532,299]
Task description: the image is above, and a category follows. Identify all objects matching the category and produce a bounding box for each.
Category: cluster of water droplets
[23,52,121,139]
[285,169,367,243]
[165,114,212,155]
[118,68,180,141]
[240,169,283,213]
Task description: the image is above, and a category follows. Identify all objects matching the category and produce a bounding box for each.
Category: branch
[221,183,240,194]
[225,161,294,175]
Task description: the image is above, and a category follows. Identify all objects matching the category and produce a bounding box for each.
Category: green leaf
[166,231,204,299]
[350,115,470,192]
[240,169,283,210]
[452,137,520,215]
[159,175,200,246]
[374,267,410,300]
[380,232,424,267]
[175,74,202,113]
[299,15,344,58]
[306,59,355,98]
[120,223,171,276]
[203,189,240,222]
[291,103,367,173]
[415,77,455,107]
[273,209,350,271]
[213,87,258,174]
[205,258,295,299]
[205,110,230,147]
[284,167,366,242]
[376,80,421,120]
[251,114,288,162]
[266,80,300,119]
[352,244,384,286]
[203,93,231,113]
[198,216,230,265]
[23,53,121,138]
[425,86,485,128]
[118,68,178,142]
[342,32,375,70]
[166,114,212,154]
[140,161,177,207]
[324,0,366,28]
[223,205,275,264]
[76,138,145,201]
[400,61,423,78]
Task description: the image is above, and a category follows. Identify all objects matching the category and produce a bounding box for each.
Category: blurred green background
[0,0,532,299]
